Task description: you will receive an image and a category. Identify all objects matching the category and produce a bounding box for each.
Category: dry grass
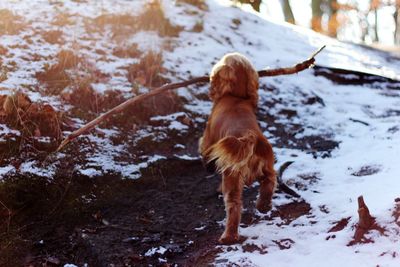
[137,0,183,37]
[177,0,208,10]
[36,48,119,115]
[0,45,7,55]
[0,73,5,83]
[52,12,75,27]
[0,92,62,140]
[91,0,182,38]
[112,44,141,58]
[41,30,64,44]
[36,50,80,94]
[0,9,25,35]
[63,84,125,115]
[191,20,204,32]
[127,51,170,88]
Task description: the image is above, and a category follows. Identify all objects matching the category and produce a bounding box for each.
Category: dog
[199,53,276,245]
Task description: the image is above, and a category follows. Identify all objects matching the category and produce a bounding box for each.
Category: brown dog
[199,53,276,245]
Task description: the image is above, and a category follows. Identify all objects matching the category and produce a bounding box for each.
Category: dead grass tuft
[0,45,7,55]
[91,0,182,38]
[127,51,170,88]
[0,9,25,35]
[176,0,208,10]
[112,44,141,58]
[137,0,183,37]
[0,92,62,140]
[52,12,75,26]
[41,30,64,44]
[36,50,80,94]
[191,20,204,32]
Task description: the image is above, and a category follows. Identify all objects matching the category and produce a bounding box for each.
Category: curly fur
[209,52,259,108]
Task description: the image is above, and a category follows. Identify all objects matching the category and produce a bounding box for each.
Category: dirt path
[1,156,314,267]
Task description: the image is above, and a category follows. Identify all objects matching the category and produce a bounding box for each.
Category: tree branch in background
[56,45,325,152]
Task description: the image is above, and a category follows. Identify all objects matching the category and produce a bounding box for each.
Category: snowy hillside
[0,0,399,266]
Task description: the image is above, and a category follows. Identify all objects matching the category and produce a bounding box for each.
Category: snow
[213,39,400,267]
[0,0,400,265]
[0,165,15,179]
[145,246,167,257]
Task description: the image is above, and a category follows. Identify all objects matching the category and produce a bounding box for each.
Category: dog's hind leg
[256,167,276,213]
[219,171,243,244]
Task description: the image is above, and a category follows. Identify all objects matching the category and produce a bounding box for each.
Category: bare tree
[395,0,400,44]
[311,0,323,32]
[370,0,380,42]
[327,0,339,37]
[281,0,295,24]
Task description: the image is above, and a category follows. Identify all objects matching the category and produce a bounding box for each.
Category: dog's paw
[219,233,240,245]
[256,200,272,213]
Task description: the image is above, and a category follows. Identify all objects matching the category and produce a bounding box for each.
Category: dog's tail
[205,131,268,175]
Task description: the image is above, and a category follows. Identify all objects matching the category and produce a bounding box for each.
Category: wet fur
[199,53,276,244]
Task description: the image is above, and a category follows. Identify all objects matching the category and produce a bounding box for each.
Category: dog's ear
[210,65,236,102]
[246,66,259,108]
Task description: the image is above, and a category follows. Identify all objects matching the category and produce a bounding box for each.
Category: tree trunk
[328,0,339,38]
[281,0,295,24]
[395,1,400,44]
[311,0,323,32]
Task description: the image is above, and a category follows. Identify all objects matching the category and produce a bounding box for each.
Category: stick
[258,45,325,77]
[56,46,326,152]
[277,161,300,198]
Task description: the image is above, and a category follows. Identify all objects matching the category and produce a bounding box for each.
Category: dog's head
[209,52,259,107]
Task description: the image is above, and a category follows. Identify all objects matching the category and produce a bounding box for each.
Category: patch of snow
[19,161,55,178]
[79,168,101,177]
[174,154,200,161]
[0,165,15,179]
[145,246,167,257]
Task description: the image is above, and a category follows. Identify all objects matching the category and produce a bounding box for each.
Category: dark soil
[0,157,312,267]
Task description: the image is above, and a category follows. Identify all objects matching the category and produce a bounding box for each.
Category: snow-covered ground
[0,0,399,266]
[216,64,400,267]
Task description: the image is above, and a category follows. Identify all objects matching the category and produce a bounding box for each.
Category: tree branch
[277,161,300,198]
[56,45,325,152]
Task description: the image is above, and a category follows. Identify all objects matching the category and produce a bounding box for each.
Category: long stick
[56,45,325,152]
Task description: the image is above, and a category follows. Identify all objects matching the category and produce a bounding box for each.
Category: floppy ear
[247,69,259,108]
[209,64,236,102]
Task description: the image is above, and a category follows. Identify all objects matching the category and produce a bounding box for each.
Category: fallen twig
[349,118,369,126]
[56,46,326,152]
[277,161,300,198]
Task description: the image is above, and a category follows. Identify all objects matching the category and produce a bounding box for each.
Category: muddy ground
[0,156,315,267]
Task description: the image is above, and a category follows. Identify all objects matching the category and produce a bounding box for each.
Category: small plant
[191,20,204,32]
[138,0,183,37]
[41,30,64,44]
[0,9,25,35]
[36,50,80,94]
[0,92,62,141]
[91,0,182,38]
[127,51,170,88]
[177,0,208,10]
[0,45,7,55]
[52,12,74,26]
[112,43,141,58]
